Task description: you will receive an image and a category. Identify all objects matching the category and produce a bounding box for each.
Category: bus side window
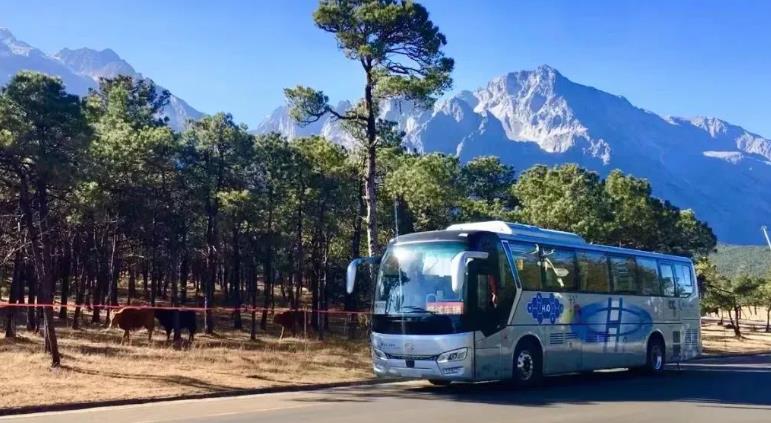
[676,264,694,297]
[658,262,676,297]
[508,242,541,290]
[577,251,610,293]
[542,248,577,292]
[636,257,661,296]
[610,256,638,294]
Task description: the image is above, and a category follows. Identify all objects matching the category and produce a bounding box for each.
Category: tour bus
[346,221,700,386]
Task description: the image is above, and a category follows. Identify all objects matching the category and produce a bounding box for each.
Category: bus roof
[444,221,692,263]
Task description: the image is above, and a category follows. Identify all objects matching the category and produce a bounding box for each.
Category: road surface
[3,354,770,423]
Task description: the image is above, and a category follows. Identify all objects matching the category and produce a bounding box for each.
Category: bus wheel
[644,337,666,375]
[428,379,451,386]
[512,339,542,387]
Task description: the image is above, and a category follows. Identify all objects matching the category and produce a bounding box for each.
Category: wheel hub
[517,351,534,380]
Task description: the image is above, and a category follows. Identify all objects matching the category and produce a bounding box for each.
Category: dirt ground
[0,316,372,412]
[2,316,771,413]
[701,321,771,355]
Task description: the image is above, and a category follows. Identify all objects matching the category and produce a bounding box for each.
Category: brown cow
[273,310,307,339]
[109,307,155,343]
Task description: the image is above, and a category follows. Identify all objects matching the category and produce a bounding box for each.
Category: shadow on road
[295,354,771,410]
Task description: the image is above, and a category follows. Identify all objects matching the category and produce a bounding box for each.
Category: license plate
[399,368,424,378]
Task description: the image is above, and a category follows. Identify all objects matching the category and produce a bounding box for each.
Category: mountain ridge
[0,29,202,130]
[256,65,771,245]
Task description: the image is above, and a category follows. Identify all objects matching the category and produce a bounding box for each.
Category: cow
[154,309,197,343]
[273,310,307,339]
[109,307,155,343]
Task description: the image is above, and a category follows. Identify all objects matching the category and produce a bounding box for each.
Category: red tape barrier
[0,302,370,316]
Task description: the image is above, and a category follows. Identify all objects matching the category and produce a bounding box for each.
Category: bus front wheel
[512,339,543,387]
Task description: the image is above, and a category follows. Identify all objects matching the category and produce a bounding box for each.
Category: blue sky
[3,0,771,135]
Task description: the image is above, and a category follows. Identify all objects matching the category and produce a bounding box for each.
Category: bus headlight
[437,348,468,363]
[373,348,387,360]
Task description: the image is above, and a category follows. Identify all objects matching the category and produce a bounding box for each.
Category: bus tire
[643,336,666,375]
[512,338,543,387]
[427,379,451,386]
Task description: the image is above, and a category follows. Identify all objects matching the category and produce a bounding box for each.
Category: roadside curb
[0,378,397,417]
[691,351,771,360]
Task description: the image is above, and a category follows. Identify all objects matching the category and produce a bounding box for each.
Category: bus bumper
[371,331,474,381]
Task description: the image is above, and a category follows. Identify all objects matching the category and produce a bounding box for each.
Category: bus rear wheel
[643,337,666,375]
[512,339,543,387]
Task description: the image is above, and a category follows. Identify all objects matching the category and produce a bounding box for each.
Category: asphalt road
[4,354,770,423]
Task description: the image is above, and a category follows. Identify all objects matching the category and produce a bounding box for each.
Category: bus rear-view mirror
[346,256,381,294]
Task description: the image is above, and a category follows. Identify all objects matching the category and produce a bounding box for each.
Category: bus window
[659,262,676,297]
[509,242,541,290]
[543,248,577,292]
[676,264,694,297]
[610,256,638,294]
[577,251,610,293]
[636,257,662,296]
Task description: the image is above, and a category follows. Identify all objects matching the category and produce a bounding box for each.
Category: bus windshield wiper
[398,305,436,315]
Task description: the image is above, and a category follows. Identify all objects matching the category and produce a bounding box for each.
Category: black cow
[154,309,197,342]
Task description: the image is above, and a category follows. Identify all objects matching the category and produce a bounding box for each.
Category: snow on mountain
[255,65,771,244]
[0,29,202,130]
[53,47,202,130]
[0,28,94,95]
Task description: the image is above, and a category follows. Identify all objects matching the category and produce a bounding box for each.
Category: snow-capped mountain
[256,65,771,245]
[0,29,202,130]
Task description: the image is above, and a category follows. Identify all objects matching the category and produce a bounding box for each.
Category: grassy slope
[709,243,771,280]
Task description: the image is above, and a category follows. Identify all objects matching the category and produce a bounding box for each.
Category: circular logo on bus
[526,293,564,324]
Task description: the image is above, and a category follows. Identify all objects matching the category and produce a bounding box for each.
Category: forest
[0,0,725,368]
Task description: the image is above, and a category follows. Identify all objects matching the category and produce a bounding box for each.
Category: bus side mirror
[451,251,489,294]
[346,258,363,294]
[346,256,381,294]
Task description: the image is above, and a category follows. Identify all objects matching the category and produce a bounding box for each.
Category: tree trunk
[104,230,119,325]
[17,171,61,366]
[127,262,136,305]
[249,260,257,341]
[4,251,23,338]
[730,305,742,338]
[231,223,242,330]
[204,210,217,334]
[766,307,770,333]
[73,266,87,329]
[58,236,73,320]
[24,259,37,332]
[261,204,275,330]
[363,69,379,257]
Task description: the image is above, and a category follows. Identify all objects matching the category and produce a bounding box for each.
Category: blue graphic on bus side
[570,297,653,344]
[526,293,564,324]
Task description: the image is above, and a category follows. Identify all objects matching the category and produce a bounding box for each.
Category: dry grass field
[701,321,771,355]
[2,316,771,413]
[0,317,372,412]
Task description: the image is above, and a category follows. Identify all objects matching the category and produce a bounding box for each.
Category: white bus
[347,221,700,386]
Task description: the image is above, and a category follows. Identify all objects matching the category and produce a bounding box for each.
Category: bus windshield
[374,241,467,316]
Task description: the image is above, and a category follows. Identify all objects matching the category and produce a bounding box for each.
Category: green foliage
[710,243,771,280]
[513,164,611,242]
[313,0,453,106]
[0,71,91,187]
[385,153,463,232]
[512,164,717,258]
[462,156,516,206]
